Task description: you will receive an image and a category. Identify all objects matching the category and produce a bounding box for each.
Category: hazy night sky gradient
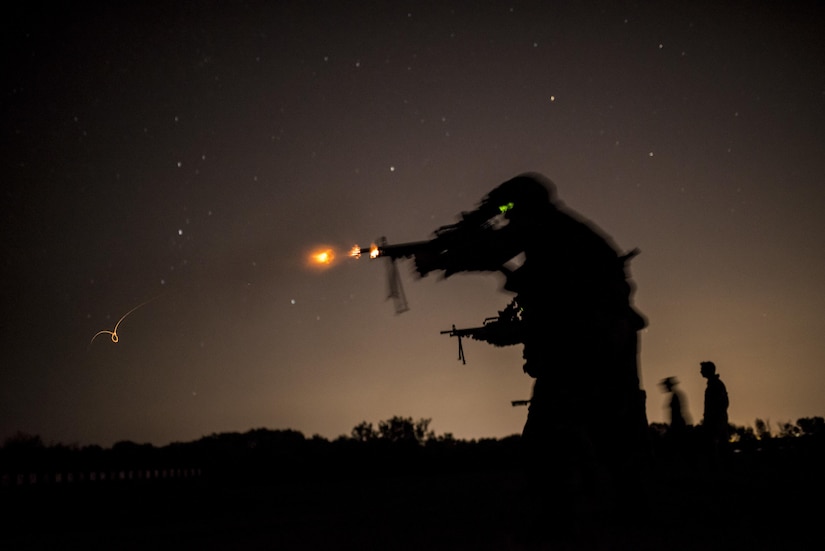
[3,1,824,447]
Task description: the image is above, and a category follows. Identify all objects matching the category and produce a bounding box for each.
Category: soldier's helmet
[482,173,557,219]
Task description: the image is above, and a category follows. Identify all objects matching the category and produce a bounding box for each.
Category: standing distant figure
[660,376,690,434]
[700,361,729,463]
[659,376,691,467]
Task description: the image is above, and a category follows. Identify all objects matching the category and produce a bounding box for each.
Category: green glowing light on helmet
[498,202,515,214]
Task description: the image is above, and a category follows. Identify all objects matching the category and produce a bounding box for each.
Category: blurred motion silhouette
[660,376,690,435]
[659,376,692,468]
[413,173,649,536]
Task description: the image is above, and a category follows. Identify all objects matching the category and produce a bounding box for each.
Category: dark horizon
[4,413,823,453]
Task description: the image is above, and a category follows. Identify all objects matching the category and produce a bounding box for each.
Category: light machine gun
[350,237,427,313]
[439,299,523,364]
[351,202,518,313]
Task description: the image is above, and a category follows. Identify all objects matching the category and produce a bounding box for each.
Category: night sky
[4,1,824,448]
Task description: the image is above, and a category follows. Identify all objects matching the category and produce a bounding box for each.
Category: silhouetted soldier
[659,376,691,468]
[660,376,689,434]
[415,173,649,534]
[700,361,729,467]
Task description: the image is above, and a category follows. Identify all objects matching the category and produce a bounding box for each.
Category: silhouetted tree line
[0,416,523,486]
[3,415,823,487]
[647,415,825,446]
[647,415,825,473]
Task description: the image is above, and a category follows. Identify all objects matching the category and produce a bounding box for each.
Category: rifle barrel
[376,241,432,259]
[440,326,486,335]
[352,240,432,260]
